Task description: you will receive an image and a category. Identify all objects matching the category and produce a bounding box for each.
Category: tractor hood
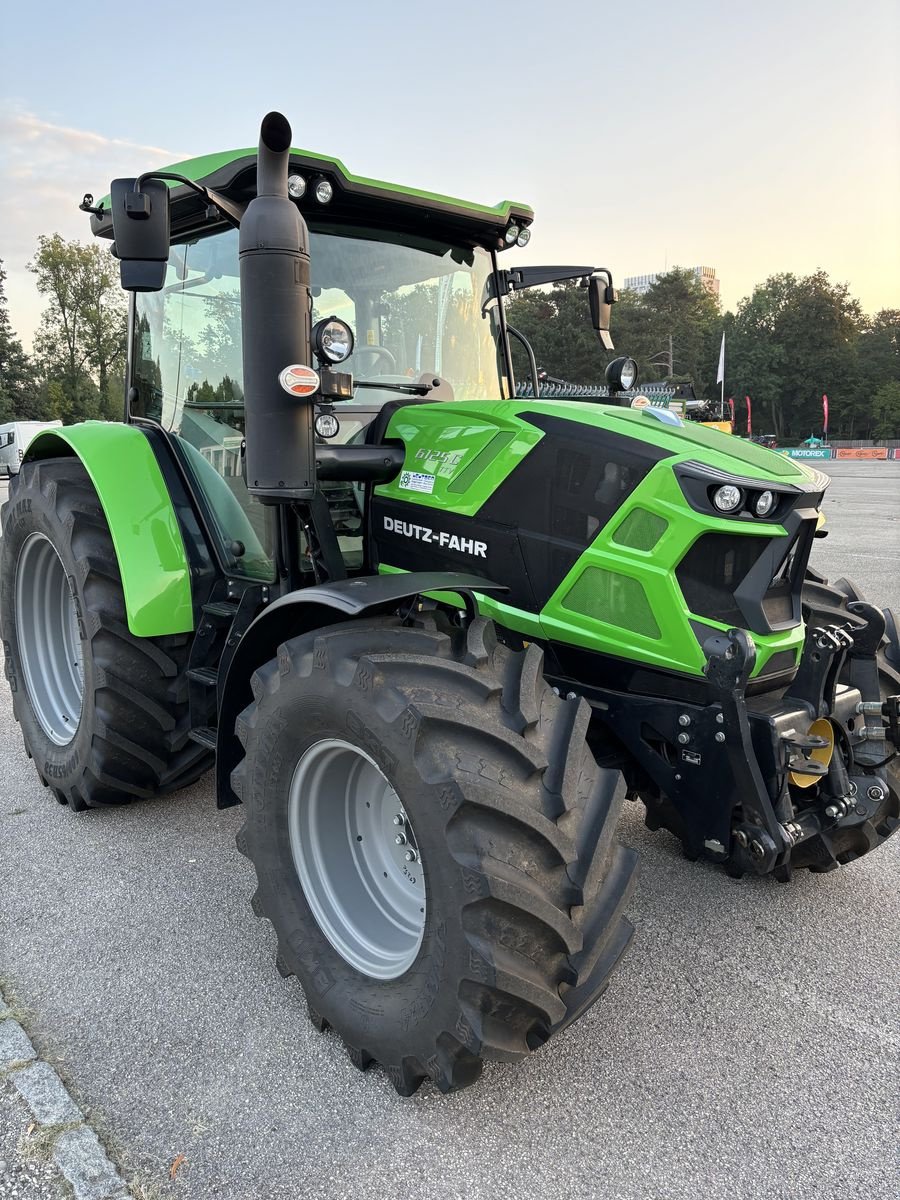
[372,397,827,687]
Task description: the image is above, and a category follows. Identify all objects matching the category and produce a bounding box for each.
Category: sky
[2,0,898,349]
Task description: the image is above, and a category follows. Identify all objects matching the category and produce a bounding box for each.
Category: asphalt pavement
[0,460,898,1200]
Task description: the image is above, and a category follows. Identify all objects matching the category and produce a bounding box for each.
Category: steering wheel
[354,345,397,374]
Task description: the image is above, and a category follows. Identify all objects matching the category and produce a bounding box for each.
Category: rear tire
[0,458,212,809]
[233,613,636,1095]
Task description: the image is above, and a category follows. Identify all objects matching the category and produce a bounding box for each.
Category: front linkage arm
[701,630,792,874]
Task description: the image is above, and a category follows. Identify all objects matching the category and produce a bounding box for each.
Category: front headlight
[313,317,354,365]
[713,484,743,513]
[754,490,775,517]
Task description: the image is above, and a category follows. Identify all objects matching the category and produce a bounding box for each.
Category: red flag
[745,395,752,438]
[823,394,829,438]
[727,397,735,432]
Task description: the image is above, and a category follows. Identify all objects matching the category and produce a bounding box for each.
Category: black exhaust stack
[240,112,316,501]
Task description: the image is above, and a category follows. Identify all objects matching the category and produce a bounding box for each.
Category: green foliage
[505,280,611,386]
[0,260,36,422]
[726,272,870,439]
[508,267,898,439]
[872,379,900,440]
[506,268,721,398]
[28,234,127,425]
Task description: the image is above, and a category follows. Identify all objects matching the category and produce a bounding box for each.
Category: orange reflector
[278,364,320,397]
[789,718,835,788]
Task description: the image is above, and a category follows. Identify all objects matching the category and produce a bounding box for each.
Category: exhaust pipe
[239,112,316,500]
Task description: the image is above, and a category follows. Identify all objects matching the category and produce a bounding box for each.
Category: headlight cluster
[287,174,334,204]
[711,484,777,518]
[503,223,532,248]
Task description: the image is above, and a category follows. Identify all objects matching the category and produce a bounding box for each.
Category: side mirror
[589,271,616,351]
[109,178,170,291]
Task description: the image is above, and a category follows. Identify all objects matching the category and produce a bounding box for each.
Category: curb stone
[0,1000,131,1200]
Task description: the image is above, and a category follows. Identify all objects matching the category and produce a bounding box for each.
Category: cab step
[202,600,241,619]
[187,667,218,687]
[188,726,217,751]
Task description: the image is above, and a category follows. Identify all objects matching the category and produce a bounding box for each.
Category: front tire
[797,574,900,867]
[0,457,211,809]
[233,614,636,1095]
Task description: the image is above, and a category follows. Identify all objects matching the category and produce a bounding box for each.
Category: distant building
[623,266,720,298]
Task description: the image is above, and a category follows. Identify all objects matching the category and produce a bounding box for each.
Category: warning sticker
[398,470,436,495]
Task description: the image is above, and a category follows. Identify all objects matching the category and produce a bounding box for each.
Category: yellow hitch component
[789,717,835,788]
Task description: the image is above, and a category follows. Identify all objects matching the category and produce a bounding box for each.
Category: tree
[871,380,900,440]
[727,272,866,439]
[504,269,721,397]
[639,269,721,398]
[0,260,36,422]
[29,235,127,423]
[505,280,616,385]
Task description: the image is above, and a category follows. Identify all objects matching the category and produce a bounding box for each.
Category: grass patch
[18,1120,83,1162]
[0,1058,34,1077]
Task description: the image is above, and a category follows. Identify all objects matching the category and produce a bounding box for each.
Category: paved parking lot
[1,460,898,1200]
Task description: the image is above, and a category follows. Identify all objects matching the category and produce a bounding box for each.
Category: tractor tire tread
[233,613,634,1094]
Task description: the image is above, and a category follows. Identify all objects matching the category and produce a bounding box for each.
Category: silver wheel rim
[289,738,426,980]
[15,533,84,746]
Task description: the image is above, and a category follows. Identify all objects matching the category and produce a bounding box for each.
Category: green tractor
[3,112,898,1096]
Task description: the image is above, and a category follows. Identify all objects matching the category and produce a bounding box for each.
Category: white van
[0,421,63,477]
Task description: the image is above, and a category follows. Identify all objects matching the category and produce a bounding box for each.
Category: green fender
[24,423,193,637]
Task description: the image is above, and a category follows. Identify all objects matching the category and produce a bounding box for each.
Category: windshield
[131,222,505,431]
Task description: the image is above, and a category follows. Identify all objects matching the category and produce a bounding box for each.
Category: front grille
[676,533,772,627]
[761,521,815,625]
[761,580,793,623]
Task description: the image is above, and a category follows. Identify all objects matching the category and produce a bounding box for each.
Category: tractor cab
[88,136,613,581]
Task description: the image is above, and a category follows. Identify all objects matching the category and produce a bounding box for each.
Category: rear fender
[23,424,193,637]
[215,572,507,807]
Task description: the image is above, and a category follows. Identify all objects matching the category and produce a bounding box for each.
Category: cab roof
[90,146,534,251]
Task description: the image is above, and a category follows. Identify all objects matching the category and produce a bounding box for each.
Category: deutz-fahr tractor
[3,112,898,1096]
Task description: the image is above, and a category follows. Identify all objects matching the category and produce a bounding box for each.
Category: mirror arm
[505,324,541,400]
[134,172,246,229]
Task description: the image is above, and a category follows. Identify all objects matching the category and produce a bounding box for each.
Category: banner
[891,448,900,461]
[786,448,832,459]
[834,447,888,460]
[823,394,829,439]
[746,395,752,438]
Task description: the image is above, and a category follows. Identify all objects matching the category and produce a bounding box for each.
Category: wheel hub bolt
[678,714,691,727]
[393,815,404,826]
[750,839,765,858]
[395,834,406,845]
[715,731,726,743]
[734,830,749,847]
[677,732,691,745]
[404,850,417,862]
[867,785,885,802]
